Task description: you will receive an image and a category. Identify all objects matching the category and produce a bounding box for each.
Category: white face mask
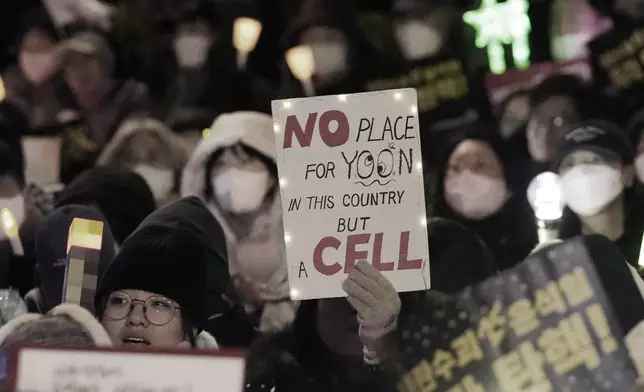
[0,195,26,241]
[213,167,270,214]
[310,42,347,78]
[133,164,175,202]
[445,171,508,219]
[395,21,443,61]
[561,164,623,216]
[636,154,644,183]
[19,51,55,84]
[173,34,211,68]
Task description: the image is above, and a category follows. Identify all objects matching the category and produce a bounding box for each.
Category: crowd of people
[2,0,644,391]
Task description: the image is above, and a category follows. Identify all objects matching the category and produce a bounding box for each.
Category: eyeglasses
[103,291,180,326]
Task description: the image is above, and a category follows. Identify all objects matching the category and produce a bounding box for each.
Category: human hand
[342,260,401,364]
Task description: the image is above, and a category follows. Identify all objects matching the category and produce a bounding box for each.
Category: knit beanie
[94,226,209,330]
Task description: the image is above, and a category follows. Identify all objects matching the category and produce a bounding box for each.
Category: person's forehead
[450,139,497,162]
[121,289,163,299]
[533,95,577,114]
[559,148,617,168]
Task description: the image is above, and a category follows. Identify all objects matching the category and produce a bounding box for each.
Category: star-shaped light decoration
[463,0,532,74]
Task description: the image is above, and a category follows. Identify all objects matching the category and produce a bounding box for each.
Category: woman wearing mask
[392,0,453,62]
[436,127,537,270]
[160,18,218,129]
[182,111,295,334]
[3,11,62,129]
[98,116,189,205]
[281,0,376,97]
[557,120,644,266]
[377,0,485,166]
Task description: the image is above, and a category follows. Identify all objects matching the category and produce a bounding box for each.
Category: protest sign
[272,89,430,300]
[6,346,245,392]
[395,237,637,392]
[22,136,62,186]
[64,218,103,313]
[367,58,479,133]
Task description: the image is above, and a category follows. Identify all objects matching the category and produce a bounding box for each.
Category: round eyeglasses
[103,291,180,326]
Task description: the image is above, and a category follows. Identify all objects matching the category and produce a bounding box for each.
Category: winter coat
[182,112,295,333]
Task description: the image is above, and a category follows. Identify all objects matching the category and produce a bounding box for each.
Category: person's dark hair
[425,218,498,294]
[16,9,58,46]
[0,140,24,188]
[437,121,524,192]
[203,143,278,200]
[0,101,27,178]
[181,316,198,347]
[627,107,644,149]
[529,74,589,117]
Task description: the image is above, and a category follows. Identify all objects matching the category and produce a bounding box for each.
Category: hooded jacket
[181,112,293,332]
[435,128,538,270]
[26,205,116,314]
[97,116,190,203]
[0,303,112,348]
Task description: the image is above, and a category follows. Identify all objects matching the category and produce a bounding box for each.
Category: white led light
[411,105,418,114]
[394,91,403,101]
[416,162,423,172]
[284,232,292,244]
[283,101,292,109]
[273,123,280,133]
[279,178,288,188]
[420,216,427,227]
[290,287,301,299]
[338,94,347,102]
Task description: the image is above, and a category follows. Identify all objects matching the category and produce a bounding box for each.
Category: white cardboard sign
[8,346,245,392]
[271,88,431,300]
[22,136,61,186]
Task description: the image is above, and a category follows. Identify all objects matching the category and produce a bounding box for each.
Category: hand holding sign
[64,218,103,313]
[343,260,401,363]
[272,89,430,300]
